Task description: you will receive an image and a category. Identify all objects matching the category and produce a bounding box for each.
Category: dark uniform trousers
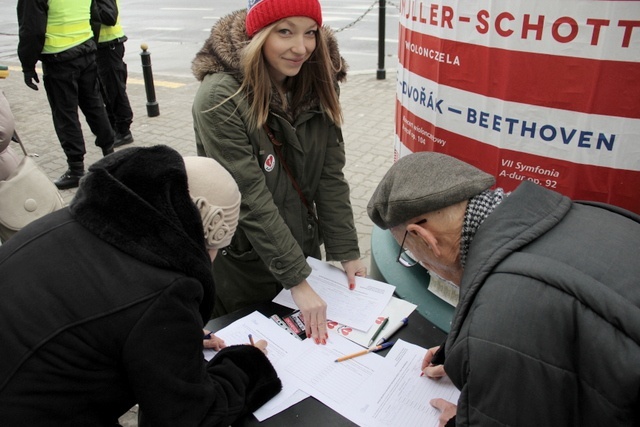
[42,52,114,164]
[96,40,133,136]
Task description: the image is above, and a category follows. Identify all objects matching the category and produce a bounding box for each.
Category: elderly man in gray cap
[367,152,640,427]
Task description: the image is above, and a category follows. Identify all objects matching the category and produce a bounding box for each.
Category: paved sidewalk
[1,62,396,269]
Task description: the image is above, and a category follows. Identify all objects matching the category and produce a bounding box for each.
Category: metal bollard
[376,0,386,80]
[140,43,160,117]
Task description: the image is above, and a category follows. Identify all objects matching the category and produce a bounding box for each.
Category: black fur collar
[69,145,214,321]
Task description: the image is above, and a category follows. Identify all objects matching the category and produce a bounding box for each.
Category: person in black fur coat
[0,145,282,426]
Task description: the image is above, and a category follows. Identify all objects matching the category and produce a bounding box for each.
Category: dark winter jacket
[191,10,360,314]
[443,181,640,426]
[0,146,281,427]
[16,0,111,71]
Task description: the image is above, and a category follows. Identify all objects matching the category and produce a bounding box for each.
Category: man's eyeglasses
[396,219,427,268]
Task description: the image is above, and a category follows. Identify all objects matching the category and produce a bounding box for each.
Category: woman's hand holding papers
[289,260,368,344]
[290,280,328,344]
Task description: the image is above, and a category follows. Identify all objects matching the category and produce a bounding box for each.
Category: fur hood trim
[69,146,215,322]
[192,9,347,83]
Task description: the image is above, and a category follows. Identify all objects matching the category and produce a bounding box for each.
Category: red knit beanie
[245,0,323,37]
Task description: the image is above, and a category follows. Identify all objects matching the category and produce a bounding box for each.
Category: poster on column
[395,0,640,214]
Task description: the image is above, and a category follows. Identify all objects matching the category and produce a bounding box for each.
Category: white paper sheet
[327,296,417,348]
[202,314,461,426]
[202,311,310,421]
[272,257,396,331]
[348,339,461,427]
[203,310,300,362]
[281,333,389,414]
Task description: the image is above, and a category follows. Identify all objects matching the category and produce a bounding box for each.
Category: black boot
[54,162,84,190]
[102,144,114,156]
[114,131,134,148]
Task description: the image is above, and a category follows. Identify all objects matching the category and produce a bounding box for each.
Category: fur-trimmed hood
[191,9,347,83]
[68,145,215,322]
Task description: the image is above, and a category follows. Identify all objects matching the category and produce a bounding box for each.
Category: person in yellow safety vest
[17,0,116,190]
[96,0,134,148]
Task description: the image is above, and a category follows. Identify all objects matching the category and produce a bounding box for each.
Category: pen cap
[376,341,395,351]
[376,318,408,345]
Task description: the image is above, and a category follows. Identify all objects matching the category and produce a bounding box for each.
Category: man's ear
[409,223,442,258]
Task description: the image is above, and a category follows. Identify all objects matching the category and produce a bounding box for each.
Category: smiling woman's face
[263,16,318,86]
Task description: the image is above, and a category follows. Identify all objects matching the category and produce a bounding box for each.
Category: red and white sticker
[264,154,276,172]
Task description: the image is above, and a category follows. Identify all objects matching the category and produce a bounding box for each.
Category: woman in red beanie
[192,0,366,344]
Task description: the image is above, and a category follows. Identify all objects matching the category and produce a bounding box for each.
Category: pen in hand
[203,331,226,351]
[421,345,445,377]
[375,317,408,346]
[335,341,395,362]
[248,334,255,346]
[367,317,389,347]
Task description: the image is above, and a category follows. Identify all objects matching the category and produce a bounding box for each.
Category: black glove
[24,70,39,91]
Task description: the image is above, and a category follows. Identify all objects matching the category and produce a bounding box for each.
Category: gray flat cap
[367,152,495,229]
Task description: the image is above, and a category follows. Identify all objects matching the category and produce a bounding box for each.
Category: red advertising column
[395,0,640,213]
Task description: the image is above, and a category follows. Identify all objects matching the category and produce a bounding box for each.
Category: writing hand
[290,280,327,344]
[341,259,367,290]
[421,345,447,378]
[252,339,268,356]
[202,330,226,351]
[430,398,456,427]
[23,70,39,91]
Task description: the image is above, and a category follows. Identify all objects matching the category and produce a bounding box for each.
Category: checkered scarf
[460,188,508,267]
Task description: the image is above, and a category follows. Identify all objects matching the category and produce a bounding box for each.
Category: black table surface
[205,302,447,427]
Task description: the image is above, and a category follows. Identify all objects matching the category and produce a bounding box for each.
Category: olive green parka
[191,10,360,315]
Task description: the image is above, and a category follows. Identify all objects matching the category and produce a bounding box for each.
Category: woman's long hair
[238,21,343,131]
